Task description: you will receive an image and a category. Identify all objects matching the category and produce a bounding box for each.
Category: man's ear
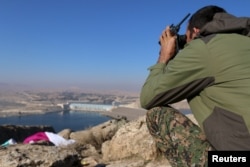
[193,27,200,34]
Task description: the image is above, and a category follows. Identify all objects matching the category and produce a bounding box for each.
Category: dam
[63,101,119,112]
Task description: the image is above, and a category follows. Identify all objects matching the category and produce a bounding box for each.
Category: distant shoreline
[0,107,147,122]
[0,100,191,123]
[0,109,62,118]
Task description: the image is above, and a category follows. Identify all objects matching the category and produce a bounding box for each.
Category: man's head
[186,5,227,42]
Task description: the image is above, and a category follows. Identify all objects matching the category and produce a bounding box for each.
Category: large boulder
[70,118,127,149]
[102,116,158,161]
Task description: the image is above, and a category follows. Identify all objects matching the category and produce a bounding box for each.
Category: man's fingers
[166,26,172,37]
[159,27,168,42]
[162,26,175,39]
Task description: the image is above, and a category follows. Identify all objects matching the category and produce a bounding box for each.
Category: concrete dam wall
[68,103,115,112]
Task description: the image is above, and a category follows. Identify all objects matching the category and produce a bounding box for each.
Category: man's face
[185,29,193,43]
[185,25,200,43]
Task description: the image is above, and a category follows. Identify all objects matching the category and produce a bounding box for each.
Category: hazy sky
[0,0,249,92]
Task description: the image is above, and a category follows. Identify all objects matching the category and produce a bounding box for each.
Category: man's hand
[157,26,176,64]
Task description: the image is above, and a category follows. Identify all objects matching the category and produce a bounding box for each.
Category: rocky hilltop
[0,90,139,117]
[0,111,196,167]
[0,116,169,167]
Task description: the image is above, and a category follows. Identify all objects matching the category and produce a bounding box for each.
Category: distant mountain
[0,82,9,86]
[0,82,30,92]
[0,82,140,96]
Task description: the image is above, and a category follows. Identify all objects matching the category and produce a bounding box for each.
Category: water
[180,109,192,115]
[0,110,111,132]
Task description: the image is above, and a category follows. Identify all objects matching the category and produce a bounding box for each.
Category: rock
[106,159,146,167]
[0,144,80,167]
[145,158,172,167]
[70,118,127,149]
[80,157,99,166]
[71,143,100,158]
[102,116,158,162]
[57,128,72,139]
[0,115,180,166]
[104,158,171,167]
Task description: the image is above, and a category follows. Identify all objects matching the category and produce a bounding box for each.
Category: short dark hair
[188,5,227,30]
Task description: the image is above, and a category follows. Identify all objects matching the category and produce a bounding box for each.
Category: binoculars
[159,13,191,52]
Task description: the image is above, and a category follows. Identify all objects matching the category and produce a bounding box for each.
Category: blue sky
[0,0,249,93]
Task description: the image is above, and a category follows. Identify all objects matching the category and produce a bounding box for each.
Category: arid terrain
[0,82,190,120]
[0,84,140,117]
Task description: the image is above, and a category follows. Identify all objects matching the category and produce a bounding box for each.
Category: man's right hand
[157,26,177,64]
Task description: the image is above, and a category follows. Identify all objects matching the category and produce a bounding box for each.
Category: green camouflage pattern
[146,106,213,167]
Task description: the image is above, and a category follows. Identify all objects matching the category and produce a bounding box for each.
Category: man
[140,5,250,167]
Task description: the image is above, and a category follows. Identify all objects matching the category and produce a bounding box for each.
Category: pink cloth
[23,132,50,144]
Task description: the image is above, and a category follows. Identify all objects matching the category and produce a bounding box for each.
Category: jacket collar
[199,13,250,37]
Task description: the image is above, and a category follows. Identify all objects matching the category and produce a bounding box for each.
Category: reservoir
[0,110,111,132]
